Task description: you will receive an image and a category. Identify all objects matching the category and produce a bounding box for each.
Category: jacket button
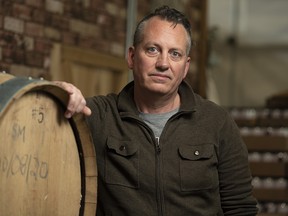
[119,145,126,151]
[194,150,200,156]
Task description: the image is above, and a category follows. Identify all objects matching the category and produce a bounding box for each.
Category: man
[57,5,258,216]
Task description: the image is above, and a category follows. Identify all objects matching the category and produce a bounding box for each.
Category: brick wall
[0,0,207,95]
[0,0,128,78]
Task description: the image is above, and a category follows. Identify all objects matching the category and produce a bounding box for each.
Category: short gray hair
[133,5,193,54]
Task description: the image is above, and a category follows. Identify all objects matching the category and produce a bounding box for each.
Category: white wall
[207,0,288,107]
[208,0,288,45]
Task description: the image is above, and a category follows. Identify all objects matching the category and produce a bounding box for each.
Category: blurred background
[207,0,288,108]
[0,0,287,106]
[0,0,288,215]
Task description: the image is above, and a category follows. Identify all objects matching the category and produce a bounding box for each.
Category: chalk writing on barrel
[0,153,49,183]
[32,106,44,123]
[12,123,25,143]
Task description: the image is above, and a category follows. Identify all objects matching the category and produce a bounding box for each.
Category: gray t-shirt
[139,108,179,138]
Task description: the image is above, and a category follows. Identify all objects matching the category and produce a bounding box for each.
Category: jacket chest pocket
[105,137,139,188]
[178,143,218,191]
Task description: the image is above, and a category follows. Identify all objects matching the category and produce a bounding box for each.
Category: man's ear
[183,56,190,79]
[127,46,135,69]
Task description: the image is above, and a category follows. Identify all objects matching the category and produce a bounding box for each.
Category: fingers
[53,81,92,118]
[53,81,74,94]
[83,106,92,116]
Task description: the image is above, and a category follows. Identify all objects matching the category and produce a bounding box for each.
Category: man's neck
[134,91,180,114]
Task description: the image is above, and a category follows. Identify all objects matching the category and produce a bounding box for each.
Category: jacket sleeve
[218,112,258,216]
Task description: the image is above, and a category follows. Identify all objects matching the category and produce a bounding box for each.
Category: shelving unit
[231,107,288,215]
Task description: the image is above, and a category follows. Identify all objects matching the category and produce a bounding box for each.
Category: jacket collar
[117,81,198,115]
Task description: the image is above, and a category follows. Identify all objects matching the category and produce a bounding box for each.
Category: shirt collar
[117,81,198,115]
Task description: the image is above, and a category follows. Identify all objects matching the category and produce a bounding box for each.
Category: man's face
[128,17,190,97]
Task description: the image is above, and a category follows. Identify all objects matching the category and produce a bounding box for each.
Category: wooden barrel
[0,72,15,82]
[0,73,97,216]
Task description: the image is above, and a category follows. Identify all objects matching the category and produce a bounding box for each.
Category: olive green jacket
[86,81,258,216]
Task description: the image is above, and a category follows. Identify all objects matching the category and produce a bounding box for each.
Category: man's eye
[147,47,158,54]
[170,50,182,60]
[171,51,181,57]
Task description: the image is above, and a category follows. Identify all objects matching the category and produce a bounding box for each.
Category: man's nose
[155,53,169,71]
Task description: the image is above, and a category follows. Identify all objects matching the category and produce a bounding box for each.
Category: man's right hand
[54,81,92,118]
